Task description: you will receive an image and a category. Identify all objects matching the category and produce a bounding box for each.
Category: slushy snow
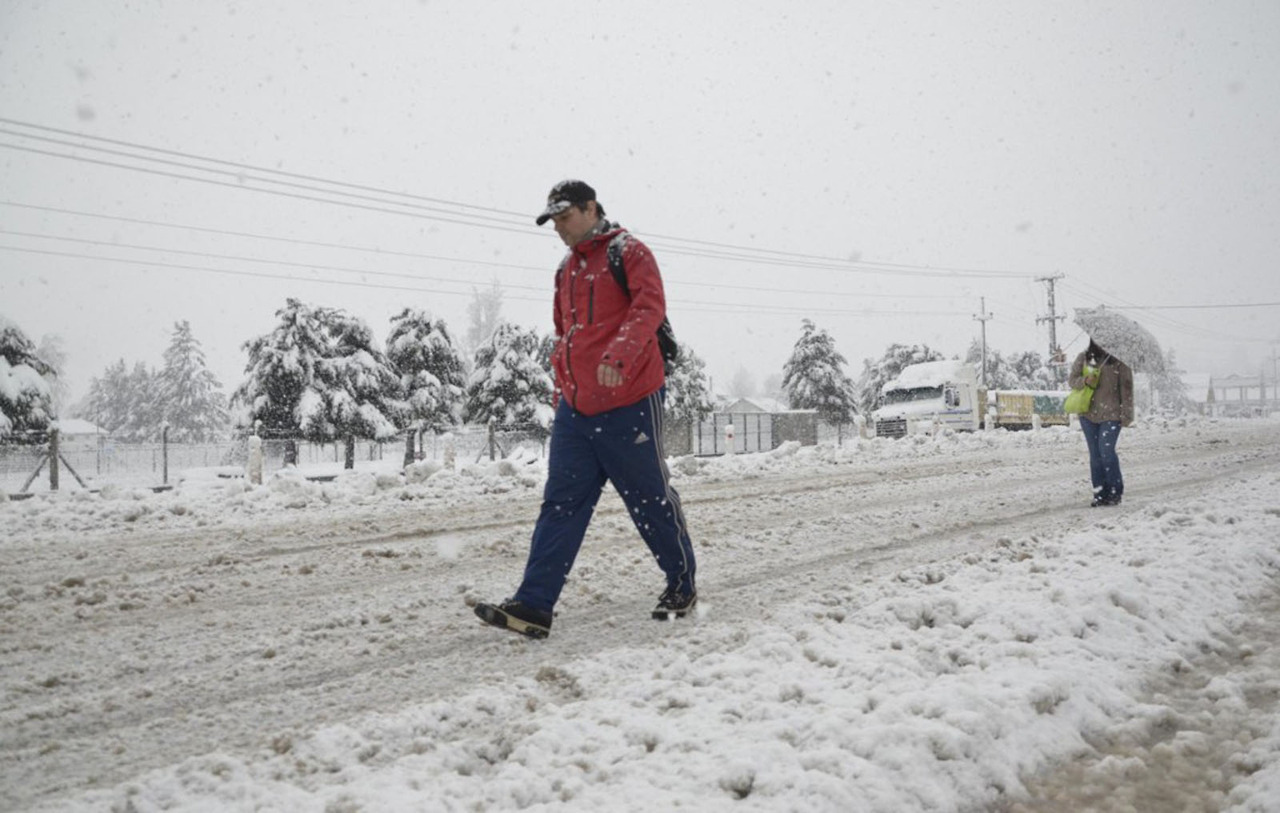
[2,416,1279,812]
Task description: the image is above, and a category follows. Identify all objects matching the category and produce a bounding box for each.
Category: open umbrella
[1073,306,1165,374]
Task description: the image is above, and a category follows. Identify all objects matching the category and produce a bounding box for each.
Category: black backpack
[605,236,680,366]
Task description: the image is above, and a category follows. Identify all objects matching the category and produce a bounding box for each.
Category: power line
[1,199,545,270]
[0,228,549,295]
[0,141,545,237]
[0,243,532,300]
[0,127,535,232]
[1109,302,1280,310]
[0,243,973,319]
[1058,279,1273,345]
[0,117,529,220]
[0,205,974,302]
[0,117,1032,279]
[2,117,1012,275]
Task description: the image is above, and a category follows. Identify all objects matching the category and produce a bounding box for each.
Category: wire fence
[0,424,551,495]
[1,411,833,495]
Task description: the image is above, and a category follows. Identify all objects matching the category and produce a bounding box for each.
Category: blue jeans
[513,390,696,612]
[1079,417,1123,501]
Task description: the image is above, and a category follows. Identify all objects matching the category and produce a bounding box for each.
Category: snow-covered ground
[2,416,1279,812]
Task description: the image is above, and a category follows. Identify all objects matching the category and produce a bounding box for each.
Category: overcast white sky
[2,0,1278,404]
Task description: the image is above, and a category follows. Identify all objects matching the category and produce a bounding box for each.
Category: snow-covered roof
[55,418,109,436]
[721,397,788,413]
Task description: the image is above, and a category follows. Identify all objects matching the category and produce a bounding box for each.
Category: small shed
[721,396,788,414]
[55,418,110,449]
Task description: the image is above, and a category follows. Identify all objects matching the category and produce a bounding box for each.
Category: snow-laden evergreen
[463,322,553,433]
[663,344,715,425]
[386,308,465,434]
[782,319,859,425]
[234,299,403,449]
[157,321,228,442]
[35,334,70,417]
[116,361,163,441]
[964,340,1058,391]
[317,311,403,456]
[76,359,131,436]
[853,342,947,415]
[1151,348,1192,413]
[76,360,162,441]
[0,314,54,438]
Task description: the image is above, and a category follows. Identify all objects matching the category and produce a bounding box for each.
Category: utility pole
[1036,274,1066,385]
[1269,343,1279,408]
[973,297,993,387]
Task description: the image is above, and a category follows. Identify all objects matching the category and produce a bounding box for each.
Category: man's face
[551,202,598,247]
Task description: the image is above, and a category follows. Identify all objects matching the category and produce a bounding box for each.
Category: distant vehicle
[871,360,1070,439]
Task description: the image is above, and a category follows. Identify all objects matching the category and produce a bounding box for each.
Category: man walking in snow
[473,180,697,638]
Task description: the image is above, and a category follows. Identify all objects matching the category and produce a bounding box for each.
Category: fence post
[443,433,456,470]
[247,434,263,485]
[162,423,169,485]
[488,418,497,461]
[49,428,60,491]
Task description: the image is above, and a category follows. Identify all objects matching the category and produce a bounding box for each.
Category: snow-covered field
[2,417,1279,812]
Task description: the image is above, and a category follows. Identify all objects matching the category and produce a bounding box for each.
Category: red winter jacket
[551,224,667,416]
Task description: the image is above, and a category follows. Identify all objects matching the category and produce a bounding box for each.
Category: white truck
[871,360,1070,439]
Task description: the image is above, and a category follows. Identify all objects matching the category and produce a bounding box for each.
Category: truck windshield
[882,386,943,405]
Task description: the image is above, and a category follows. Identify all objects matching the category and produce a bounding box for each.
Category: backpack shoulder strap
[606,233,630,296]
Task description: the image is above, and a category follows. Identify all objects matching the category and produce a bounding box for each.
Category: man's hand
[597,363,623,388]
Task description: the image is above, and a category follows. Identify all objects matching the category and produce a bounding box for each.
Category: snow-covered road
[3,418,1279,811]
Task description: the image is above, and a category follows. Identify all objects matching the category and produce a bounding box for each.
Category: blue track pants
[513,390,696,612]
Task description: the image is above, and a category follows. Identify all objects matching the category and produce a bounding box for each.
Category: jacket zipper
[564,257,583,410]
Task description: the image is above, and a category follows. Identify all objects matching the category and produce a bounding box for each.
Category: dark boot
[652,587,698,620]
[474,599,552,639]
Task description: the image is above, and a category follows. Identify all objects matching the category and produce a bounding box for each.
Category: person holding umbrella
[1068,339,1134,506]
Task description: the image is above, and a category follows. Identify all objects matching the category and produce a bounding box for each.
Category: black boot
[652,587,698,620]
[474,599,552,639]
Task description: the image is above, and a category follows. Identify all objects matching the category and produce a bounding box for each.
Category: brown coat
[1069,351,1134,426]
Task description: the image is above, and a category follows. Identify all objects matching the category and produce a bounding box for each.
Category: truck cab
[872,360,982,438]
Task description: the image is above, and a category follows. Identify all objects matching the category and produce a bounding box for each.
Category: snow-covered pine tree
[319,309,404,467]
[0,315,55,439]
[463,322,554,437]
[233,300,330,445]
[157,321,228,442]
[77,359,131,435]
[782,319,859,426]
[1151,348,1191,413]
[663,344,715,425]
[35,334,70,418]
[1009,350,1057,390]
[235,299,402,466]
[535,332,556,378]
[963,340,1014,390]
[853,342,946,416]
[115,362,164,442]
[386,308,465,435]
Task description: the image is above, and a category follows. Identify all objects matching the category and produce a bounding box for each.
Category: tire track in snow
[3,424,1278,809]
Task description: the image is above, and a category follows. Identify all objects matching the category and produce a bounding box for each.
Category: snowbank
[3,416,1279,811]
